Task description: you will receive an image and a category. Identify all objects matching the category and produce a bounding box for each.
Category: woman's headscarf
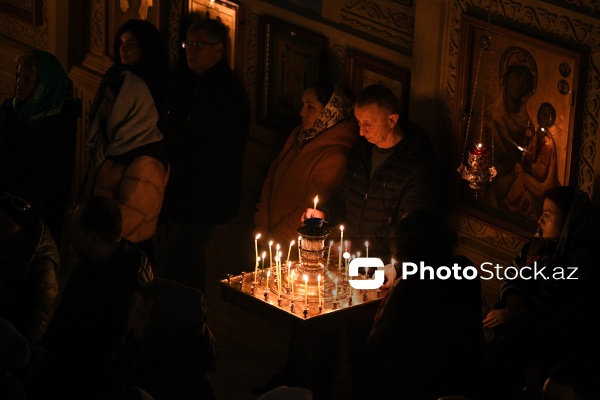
[13,50,72,122]
[293,85,354,149]
[86,70,163,173]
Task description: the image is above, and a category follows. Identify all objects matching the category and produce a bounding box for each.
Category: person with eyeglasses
[156,18,250,293]
[0,50,82,247]
[0,191,60,347]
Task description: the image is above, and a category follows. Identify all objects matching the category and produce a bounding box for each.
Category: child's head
[537,102,556,130]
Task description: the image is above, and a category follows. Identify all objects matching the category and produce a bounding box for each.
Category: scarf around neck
[87,70,163,174]
[293,85,354,149]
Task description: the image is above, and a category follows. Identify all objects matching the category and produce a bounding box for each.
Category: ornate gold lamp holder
[457,20,497,193]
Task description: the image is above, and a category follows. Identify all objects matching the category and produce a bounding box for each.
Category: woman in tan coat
[254,82,358,247]
[85,70,169,262]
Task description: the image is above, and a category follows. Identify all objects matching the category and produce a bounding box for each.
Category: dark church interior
[1,1,599,399]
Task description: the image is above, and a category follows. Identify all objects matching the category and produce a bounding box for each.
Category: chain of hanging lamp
[457,10,497,193]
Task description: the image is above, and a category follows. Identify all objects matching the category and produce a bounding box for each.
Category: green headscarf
[12,50,72,122]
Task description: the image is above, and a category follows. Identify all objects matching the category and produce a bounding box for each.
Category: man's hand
[301,208,325,222]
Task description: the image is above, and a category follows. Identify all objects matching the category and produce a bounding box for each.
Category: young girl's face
[538,198,565,242]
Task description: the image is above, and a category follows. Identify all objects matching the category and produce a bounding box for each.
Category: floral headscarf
[13,50,72,122]
[293,85,354,149]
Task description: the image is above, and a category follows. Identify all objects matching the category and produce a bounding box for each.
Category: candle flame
[365,241,369,248]
[334,277,338,284]
[262,251,266,259]
[343,252,350,259]
[276,243,280,250]
[317,274,321,282]
[303,274,308,283]
[255,233,261,240]
[313,195,319,209]
[269,241,273,246]
[340,225,344,231]
[291,269,295,277]
[267,270,271,278]
[290,240,295,246]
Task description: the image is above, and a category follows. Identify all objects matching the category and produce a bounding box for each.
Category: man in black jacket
[157,18,250,292]
[305,83,438,264]
[304,84,439,399]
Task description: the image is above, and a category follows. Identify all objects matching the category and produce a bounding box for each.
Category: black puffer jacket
[334,119,438,260]
[0,217,59,345]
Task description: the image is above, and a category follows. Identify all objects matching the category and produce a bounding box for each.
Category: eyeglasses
[181,40,219,49]
[0,192,31,211]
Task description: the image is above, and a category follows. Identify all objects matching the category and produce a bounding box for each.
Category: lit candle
[333,289,337,302]
[317,274,322,306]
[268,241,273,269]
[313,195,319,212]
[344,252,350,279]
[286,240,294,267]
[291,269,295,300]
[298,236,302,263]
[303,274,308,305]
[365,241,369,258]
[254,256,260,285]
[275,244,280,284]
[254,233,261,263]
[327,240,333,266]
[288,261,292,282]
[265,269,270,288]
[338,225,344,270]
[261,251,266,272]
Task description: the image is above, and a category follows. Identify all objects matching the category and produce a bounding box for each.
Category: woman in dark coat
[0,50,81,244]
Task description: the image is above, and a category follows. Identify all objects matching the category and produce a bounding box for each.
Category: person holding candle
[302,83,438,266]
[254,81,359,247]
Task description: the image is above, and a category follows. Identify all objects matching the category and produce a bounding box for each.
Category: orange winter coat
[91,156,169,243]
[254,118,359,245]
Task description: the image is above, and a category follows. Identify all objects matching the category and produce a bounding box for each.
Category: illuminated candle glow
[344,252,350,279]
[261,251,266,272]
[291,269,295,300]
[313,195,319,212]
[303,274,308,305]
[286,240,294,267]
[265,269,270,288]
[298,236,302,263]
[254,233,261,263]
[268,241,273,269]
[254,256,260,285]
[365,241,369,258]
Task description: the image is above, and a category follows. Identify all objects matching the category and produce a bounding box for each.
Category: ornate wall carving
[0,1,48,48]
[340,0,414,53]
[445,0,600,259]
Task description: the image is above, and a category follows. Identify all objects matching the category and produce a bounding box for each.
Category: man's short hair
[75,196,122,243]
[187,18,228,55]
[355,84,400,116]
